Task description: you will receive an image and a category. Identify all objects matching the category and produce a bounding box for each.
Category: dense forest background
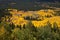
[0,0,60,10]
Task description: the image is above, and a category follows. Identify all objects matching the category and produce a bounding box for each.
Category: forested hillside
[0,0,60,40]
[0,0,60,10]
[0,8,60,40]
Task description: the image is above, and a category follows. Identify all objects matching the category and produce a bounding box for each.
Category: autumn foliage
[0,9,60,40]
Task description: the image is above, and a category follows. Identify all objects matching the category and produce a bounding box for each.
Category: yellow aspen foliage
[48,9,55,13]
[9,9,17,15]
[0,27,6,36]
[32,18,48,27]
[11,16,28,27]
[22,11,33,17]
[48,16,60,28]
[8,9,60,28]
[32,16,60,28]
[37,9,54,17]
